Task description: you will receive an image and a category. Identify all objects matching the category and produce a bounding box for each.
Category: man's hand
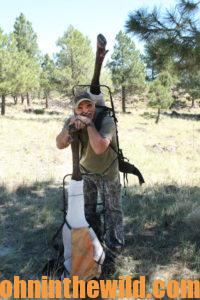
[69,115,93,130]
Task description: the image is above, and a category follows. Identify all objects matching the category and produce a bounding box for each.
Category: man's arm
[56,116,86,149]
[56,115,113,154]
[87,124,110,155]
[76,115,112,155]
[56,127,71,149]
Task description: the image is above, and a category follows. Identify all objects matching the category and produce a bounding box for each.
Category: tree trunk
[1,94,6,115]
[191,98,195,108]
[13,95,18,105]
[70,49,75,81]
[45,93,49,109]
[21,94,24,104]
[26,92,31,106]
[155,108,160,124]
[71,132,82,181]
[122,86,126,113]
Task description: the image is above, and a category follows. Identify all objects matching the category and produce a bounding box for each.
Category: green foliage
[54,66,72,94]
[0,28,40,105]
[13,13,40,96]
[16,53,40,94]
[40,54,55,96]
[148,78,173,110]
[13,13,39,58]
[56,25,94,94]
[100,67,113,90]
[0,31,17,95]
[144,39,178,78]
[158,69,178,88]
[126,0,200,72]
[180,70,200,99]
[12,14,41,97]
[107,31,146,91]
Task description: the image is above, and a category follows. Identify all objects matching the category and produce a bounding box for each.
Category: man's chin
[81,113,93,119]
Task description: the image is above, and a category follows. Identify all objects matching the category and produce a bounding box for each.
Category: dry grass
[1,98,200,299]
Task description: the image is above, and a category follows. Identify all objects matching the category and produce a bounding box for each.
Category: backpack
[94,105,145,186]
[72,84,145,186]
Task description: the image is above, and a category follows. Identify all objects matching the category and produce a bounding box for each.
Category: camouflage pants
[83,175,124,248]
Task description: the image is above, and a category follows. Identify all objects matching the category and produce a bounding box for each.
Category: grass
[1,99,200,299]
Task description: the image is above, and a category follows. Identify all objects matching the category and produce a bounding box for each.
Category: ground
[0,98,200,299]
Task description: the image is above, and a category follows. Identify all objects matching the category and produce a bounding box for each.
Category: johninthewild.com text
[0,275,200,298]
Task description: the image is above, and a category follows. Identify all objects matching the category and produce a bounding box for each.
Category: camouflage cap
[74,92,95,108]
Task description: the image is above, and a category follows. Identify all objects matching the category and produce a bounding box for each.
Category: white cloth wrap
[87,91,105,106]
[62,180,105,273]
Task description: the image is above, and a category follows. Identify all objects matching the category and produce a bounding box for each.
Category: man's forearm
[56,128,71,149]
[87,125,110,155]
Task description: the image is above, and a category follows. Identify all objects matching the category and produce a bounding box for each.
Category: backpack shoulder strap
[94,105,112,131]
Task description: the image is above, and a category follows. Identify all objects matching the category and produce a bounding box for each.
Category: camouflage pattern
[83,174,124,248]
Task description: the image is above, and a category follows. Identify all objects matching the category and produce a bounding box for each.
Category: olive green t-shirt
[64,108,119,181]
[79,109,119,180]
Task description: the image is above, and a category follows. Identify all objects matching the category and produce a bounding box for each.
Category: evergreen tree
[13,13,40,105]
[126,1,200,106]
[0,31,18,115]
[19,53,40,99]
[180,71,200,106]
[107,31,146,112]
[126,0,200,72]
[13,13,39,57]
[148,72,174,123]
[40,54,55,108]
[144,39,176,79]
[56,25,94,95]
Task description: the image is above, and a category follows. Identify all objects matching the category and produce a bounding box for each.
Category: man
[56,34,124,251]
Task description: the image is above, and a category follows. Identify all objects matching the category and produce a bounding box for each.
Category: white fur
[87,91,105,106]
[62,179,105,274]
[67,180,88,228]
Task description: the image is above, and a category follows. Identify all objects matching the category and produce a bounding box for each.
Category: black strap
[52,220,65,249]
[97,250,104,265]
[51,219,72,250]
[109,144,145,186]
[94,105,112,131]
[65,219,91,230]
[65,220,72,230]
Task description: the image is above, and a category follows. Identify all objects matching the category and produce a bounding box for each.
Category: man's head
[73,92,96,119]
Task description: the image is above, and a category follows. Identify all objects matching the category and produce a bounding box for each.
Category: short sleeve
[99,116,116,140]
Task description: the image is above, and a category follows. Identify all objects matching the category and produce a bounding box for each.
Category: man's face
[74,100,95,119]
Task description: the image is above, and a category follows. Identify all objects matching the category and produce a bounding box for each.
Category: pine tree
[107,31,146,112]
[56,25,94,95]
[126,1,200,105]
[126,0,200,72]
[13,13,39,57]
[40,54,55,108]
[180,71,200,106]
[0,31,18,115]
[13,13,40,105]
[148,72,174,123]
